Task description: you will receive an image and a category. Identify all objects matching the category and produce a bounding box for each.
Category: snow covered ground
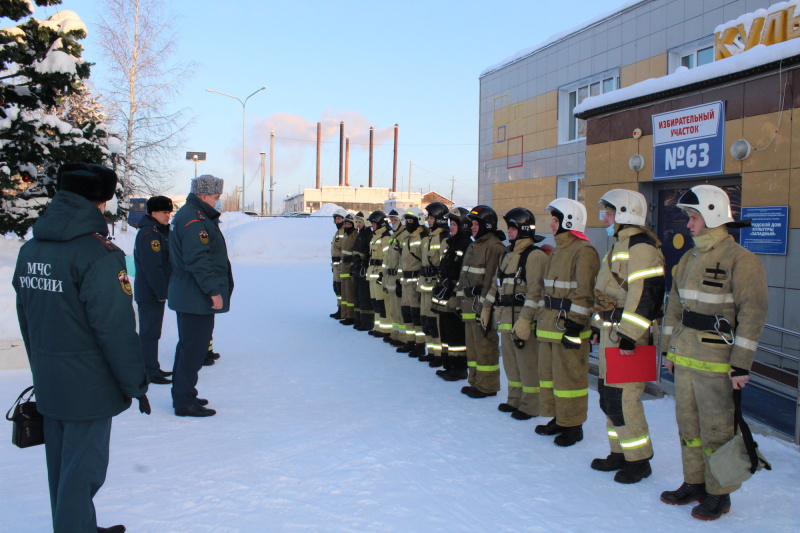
[1,214,799,532]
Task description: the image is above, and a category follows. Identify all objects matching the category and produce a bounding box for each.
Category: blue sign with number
[740,206,788,255]
[652,101,725,180]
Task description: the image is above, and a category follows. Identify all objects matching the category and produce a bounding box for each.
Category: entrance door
[656,183,741,291]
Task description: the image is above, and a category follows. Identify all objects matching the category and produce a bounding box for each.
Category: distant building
[283,186,453,215]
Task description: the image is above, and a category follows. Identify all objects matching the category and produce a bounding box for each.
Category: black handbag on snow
[6,386,45,448]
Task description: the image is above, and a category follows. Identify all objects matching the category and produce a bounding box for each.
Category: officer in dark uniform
[13,162,150,533]
[134,196,174,384]
[169,174,234,417]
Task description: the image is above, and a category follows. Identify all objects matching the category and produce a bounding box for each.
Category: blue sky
[27,0,627,208]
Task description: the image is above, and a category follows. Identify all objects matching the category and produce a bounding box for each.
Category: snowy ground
[1,215,799,532]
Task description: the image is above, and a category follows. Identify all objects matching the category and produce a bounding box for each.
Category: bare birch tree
[96,0,194,196]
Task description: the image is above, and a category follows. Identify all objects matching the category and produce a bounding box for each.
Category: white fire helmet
[332,207,348,219]
[598,189,647,226]
[546,198,587,233]
[403,206,425,224]
[676,185,735,229]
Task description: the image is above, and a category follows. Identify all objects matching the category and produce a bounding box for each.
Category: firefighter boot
[441,357,468,381]
[554,425,583,447]
[614,459,652,484]
[396,341,414,353]
[590,452,626,472]
[410,343,426,358]
[691,494,731,521]
[428,355,443,368]
[660,482,707,505]
[535,418,565,436]
[435,353,451,376]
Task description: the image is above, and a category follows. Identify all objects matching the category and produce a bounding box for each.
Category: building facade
[480,0,800,441]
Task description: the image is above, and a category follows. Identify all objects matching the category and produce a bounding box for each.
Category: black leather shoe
[535,418,565,435]
[591,452,626,472]
[691,493,731,520]
[460,385,472,394]
[466,387,497,399]
[511,409,534,420]
[197,398,209,406]
[202,354,215,366]
[159,368,173,377]
[339,318,355,326]
[396,342,414,353]
[615,459,652,484]
[554,425,583,447]
[175,404,216,417]
[497,403,516,413]
[98,526,126,533]
[441,369,468,381]
[208,350,221,360]
[661,482,707,505]
[330,309,342,319]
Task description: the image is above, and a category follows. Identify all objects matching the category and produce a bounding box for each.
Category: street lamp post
[206,86,267,211]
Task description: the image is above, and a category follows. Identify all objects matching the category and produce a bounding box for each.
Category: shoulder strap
[6,386,34,421]
[732,389,771,474]
[518,244,538,284]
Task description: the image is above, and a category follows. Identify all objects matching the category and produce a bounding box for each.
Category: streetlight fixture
[206,86,267,211]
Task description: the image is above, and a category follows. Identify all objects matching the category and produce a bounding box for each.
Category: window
[668,37,714,73]
[560,70,619,143]
[557,174,584,201]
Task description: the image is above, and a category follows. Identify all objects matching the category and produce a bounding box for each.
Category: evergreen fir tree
[1,0,112,236]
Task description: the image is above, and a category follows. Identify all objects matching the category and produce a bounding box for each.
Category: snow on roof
[480,0,645,78]
[574,37,800,117]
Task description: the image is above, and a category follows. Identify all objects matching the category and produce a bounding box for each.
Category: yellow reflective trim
[340,273,351,278]
[628,266,664,282]
[620,434,650,449]
[508,380,522,388]
[521,386,540,393]
[497,324,512,330]
[553,388,588,398]
[537,329,563,340]
[462,313,477,319]
[621,311,650,330]
[540,380,553,389]
[611,252,629,261]
[607,429,618,439]
[681,437,702,447]
[467,361,477,367]
[667,352,731,373]
[703,447,716,457]
[476,364,500,372]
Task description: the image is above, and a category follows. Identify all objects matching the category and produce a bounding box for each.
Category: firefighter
[133,195,174,385]
[484,207,548,420]
[397,207,429,357]
[330,207,347,319]
[367,211,391,338]
[590,189,665,483]
[382,210,408,346]
[338,213,357,325]
[660,185,767,520]
[432,207,472,380]
[534,198,599,446]
[455,205,507,398]
[352,212,374,331]
[418,202,449,364]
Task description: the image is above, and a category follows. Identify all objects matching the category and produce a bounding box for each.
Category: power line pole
[450,176,455,204]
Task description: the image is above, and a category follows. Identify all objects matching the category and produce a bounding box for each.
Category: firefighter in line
[660,185,767,520]
[456,205,507,398]
[329,207,347,319]
[133,195,174,385]
[432,207,472,381]
[366,211,392,338]
[338,213,357,326]
[535,198,599,446]
[484,207,548,420]
[590,189,665,483]
[351,211,374,331]
[382,210,408,347]
[397,207,429,357]
[417,202,449,365]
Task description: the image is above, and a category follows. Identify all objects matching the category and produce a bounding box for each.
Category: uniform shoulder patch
[151,239,161,252]
[92,233,123,253]
[196,210,205,220]
[118,270,133,295]
[199,230,210,244]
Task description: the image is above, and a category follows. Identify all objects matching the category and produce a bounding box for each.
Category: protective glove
[561,318,584,350]
[445,296,459,311]
[137,395,151,415]
[396,284,402,297]
[377,272,383,285]
[618,334,636,352]
[480,306,492,330]
[591,289,616,313]
[512,317,533,341]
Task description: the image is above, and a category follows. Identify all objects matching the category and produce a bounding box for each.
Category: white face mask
[214,200,223,211]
